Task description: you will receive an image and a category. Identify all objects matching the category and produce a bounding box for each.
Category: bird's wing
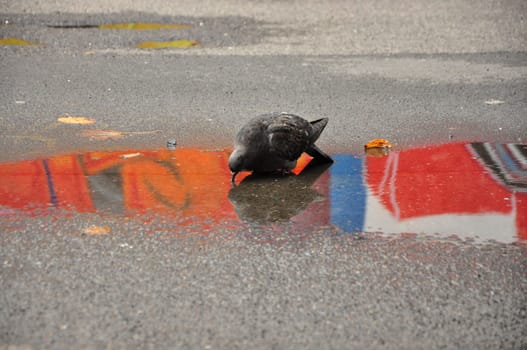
[266,114,311,161]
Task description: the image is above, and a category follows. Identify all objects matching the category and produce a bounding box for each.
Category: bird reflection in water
[228,160,332,225]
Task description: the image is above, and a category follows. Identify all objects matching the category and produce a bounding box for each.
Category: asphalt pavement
[1,1,526,349]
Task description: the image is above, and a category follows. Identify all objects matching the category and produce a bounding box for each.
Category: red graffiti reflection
[365,143,527,241]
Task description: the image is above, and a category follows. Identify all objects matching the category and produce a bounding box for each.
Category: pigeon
[229,112,333,183]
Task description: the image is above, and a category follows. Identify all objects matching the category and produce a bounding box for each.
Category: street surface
[0,1,526,349]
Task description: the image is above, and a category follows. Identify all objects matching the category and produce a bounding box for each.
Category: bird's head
[229,148,247,172]
[228,148,247,184]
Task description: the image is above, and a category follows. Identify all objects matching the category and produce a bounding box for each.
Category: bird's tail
[306,144,334,164]
[307,118,332,164]
[309,118,329,143]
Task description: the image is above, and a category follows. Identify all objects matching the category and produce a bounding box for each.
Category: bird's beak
[231,171,239,185]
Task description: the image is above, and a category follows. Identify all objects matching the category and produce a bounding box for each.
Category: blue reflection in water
[329,155,366,233]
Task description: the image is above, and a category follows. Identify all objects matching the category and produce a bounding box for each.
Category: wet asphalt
[1,1,527,349]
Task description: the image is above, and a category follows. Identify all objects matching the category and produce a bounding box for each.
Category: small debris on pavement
[167,139,177,149]
[484,99,505,105]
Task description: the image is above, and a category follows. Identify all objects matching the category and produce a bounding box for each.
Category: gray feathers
[229,112,332,181]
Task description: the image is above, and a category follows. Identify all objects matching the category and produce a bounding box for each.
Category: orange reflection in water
[0,149,232,218]
[0,148,316,228]
[0,155,93,212]
[83,149,234,218]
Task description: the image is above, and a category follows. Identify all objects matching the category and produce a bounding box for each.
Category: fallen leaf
[80,129,125,140]
[365,138,393,149]
[80,129,162,140]
[365,138,392,157]
[98,22,191,30]
[484,99,505,105]
[136,39,199,49]
[0,37,40,46]
[83,225,110,235]
[57,116,96,125]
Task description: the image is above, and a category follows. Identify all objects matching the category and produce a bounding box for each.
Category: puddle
[0,142,525,243]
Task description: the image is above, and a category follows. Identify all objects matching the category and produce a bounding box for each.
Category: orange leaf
[79,129,125,140]
[83,225,110,235]
[364,138,393,149]
[57,116,96,125]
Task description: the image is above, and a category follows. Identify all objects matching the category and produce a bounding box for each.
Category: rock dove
[229,112,333,183]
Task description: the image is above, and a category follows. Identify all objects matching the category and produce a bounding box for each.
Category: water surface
[1,142,525,243]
